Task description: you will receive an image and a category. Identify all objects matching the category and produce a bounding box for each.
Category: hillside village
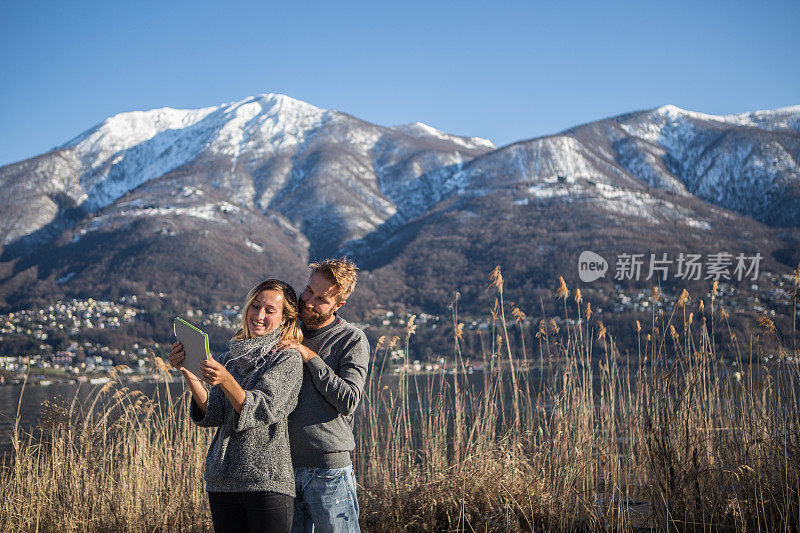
[0,270,796,385]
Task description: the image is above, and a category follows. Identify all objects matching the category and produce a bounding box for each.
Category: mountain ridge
[0,94,798,321]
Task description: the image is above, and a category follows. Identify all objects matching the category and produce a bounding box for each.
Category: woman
[169,279,303,533]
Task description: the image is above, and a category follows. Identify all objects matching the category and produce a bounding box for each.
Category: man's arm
[276,332,369,416]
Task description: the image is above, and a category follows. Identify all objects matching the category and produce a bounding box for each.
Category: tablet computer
[173,317,210,378]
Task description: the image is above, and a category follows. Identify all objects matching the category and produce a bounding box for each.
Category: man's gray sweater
[190,328,303,495]
[288,315,370,468]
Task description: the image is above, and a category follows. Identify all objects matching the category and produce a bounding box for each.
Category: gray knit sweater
[288,316,370,468]
[190,328,303,495]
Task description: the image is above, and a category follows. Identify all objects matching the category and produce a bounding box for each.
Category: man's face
[299,273,345,328]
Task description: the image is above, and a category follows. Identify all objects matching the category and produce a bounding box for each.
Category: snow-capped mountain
[0,95,797,314]
[436,104,800,228]
[0,93,495,257]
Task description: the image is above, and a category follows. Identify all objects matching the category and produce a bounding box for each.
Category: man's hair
[309,257,359,301]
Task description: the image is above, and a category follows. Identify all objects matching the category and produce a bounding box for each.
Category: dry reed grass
[356,268,800,531]
[1,267,798,531]
[0,363,212,532]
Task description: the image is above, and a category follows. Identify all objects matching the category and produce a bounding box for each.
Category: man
[274,257,370,533]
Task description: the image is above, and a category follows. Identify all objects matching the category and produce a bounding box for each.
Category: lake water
[0,379,192,457]
[0,370,543,457]
[7,362,743,459]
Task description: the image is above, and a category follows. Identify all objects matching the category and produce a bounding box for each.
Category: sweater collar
[301,314,341,338]
[227,328,282,370]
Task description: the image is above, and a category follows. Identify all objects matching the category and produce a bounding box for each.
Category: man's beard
[300,306,334,327]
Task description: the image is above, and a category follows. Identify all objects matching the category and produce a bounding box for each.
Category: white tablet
[173,317,210,378]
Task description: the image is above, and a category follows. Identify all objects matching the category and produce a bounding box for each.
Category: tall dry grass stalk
[1,268,798,531]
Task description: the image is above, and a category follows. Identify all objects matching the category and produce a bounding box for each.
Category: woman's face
[246,289,285,337]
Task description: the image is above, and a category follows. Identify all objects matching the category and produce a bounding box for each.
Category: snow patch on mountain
[76,202,239,240]
[653,104,800,132]
[614,137,689,195]
[391,122,496,150]
[527,184,572,199]
[620,104,800,163]
[453,135,610,199]
[590,182,712,228]
[214,94,330,159]
[245,239,264,252]
[59,94,334,212]
[61,105,220,169]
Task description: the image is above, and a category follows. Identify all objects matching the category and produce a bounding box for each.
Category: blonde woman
[169,279,303,533]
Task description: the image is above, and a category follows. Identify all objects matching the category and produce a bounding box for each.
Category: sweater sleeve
[190,385,225,427]
[189,350,229,427]
[233,348,303,433]
[305,330,370,416]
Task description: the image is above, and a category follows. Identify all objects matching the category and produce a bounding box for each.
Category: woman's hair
[232,279,303,343]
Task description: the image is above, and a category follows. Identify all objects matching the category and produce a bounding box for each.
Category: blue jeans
[291,465,360,533]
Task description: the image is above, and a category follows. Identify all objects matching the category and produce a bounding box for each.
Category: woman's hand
[168,341,185,368]
[201,358,246,413]
[169,341,208,411]
[200,358,233,387]
[168,341,203,384]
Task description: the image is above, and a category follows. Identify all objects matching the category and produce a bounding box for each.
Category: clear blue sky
[1,0,798,166]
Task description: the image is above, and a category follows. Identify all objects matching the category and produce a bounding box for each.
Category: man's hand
[274,340,318,362]
[199,358,234,386]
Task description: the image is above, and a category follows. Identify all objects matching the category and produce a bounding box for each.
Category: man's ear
[334,299,347,312]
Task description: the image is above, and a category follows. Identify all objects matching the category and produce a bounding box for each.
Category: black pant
[208,491,293,533]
